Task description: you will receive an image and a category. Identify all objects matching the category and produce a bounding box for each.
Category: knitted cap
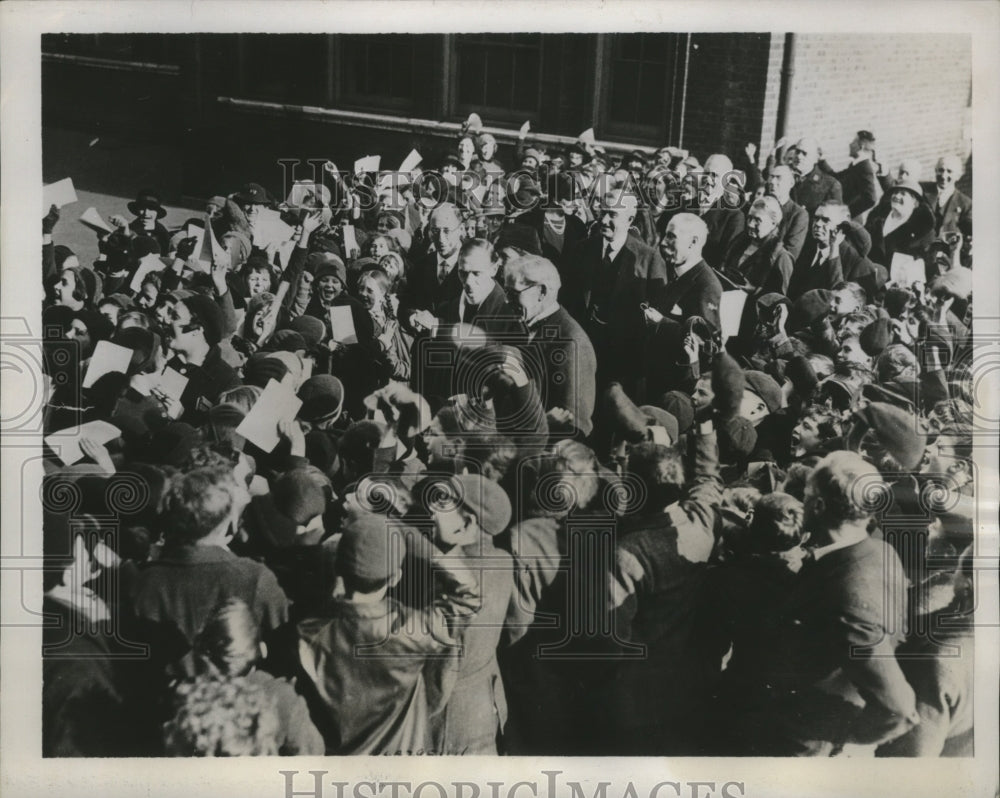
[287,315,326,348]
[297,375,345,423]
[271,468,327,526]
[337,510,404,581]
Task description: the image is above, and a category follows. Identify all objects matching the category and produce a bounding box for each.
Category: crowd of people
[40,114,976,758]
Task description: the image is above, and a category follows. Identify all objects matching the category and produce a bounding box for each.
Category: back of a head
[161,465,240,546]
[749,493,806,553]
[808,450,884,526]
[194,598,261,677]
[626,441,685,510]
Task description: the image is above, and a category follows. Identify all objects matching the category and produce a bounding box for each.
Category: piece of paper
[130,366,188,401]
[45,420,121,466]
[342,224,359,257]
[129,253,168,292]
[519,120,531,138]
[235,378,302,453]
[890,252,925,288]
[353,154,381,174]
[82,341,133,389]
[720,290,749,341]
[398,148,422,174]
[577,127,596,145]
[253,207,295,249]
[464,112,483,133]
[300,357,314,381]
[286,180,331,208]
[329,305,358,344]
[42,177,77,213]
[79,206,113,235]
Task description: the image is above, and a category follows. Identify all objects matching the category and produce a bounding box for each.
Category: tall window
[606,33,677,131]
[239,34,329,104]
[455,34,542,120]
[340,35,430,112]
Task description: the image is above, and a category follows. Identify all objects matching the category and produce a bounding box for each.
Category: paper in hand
[890,252,925,289]
[253,208,295,249]
[720,290,749,341]
[577,128,596,145]
[130,366,188,401]
[82,341,133,389]
[329,305,358,344]
[43,178,78,213]
[342,224,359,256]
[79,207,114,235]
[519,120,531,138]
[353,154,381,174]
[45,420,121,466]
[235,378,302,453]
[398,149,422,174]
[129,253,169,292]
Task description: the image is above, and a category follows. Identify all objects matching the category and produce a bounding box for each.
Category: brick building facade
[42,33,971,202]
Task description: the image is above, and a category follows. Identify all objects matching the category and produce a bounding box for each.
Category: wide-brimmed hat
[128,190,167,219]
[233,182,273,207]
[889,177,924,203]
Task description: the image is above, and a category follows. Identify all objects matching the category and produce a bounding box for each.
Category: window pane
[455,34,541,115]
[242,34,327,104]
[343,35,418,102]
[607,33,672,127]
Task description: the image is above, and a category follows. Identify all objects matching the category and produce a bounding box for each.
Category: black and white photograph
[2,1,998,796]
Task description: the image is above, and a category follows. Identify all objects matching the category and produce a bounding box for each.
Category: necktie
[812,247,826,268]
[438,260,450,284]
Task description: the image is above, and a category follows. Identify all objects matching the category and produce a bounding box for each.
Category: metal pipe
[677,34,692,148]
[775,33,796,141]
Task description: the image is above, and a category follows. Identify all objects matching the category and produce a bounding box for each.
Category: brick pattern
[782,34,972,181]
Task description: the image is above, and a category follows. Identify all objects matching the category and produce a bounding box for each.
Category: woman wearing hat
[864,178,935,268]
[126,189,172,255]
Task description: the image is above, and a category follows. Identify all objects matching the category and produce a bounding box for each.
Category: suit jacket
[778,199,809,261]
[922,187,972,237]
[837,158,880,220]
[720,232,794,296]
[400,251,464,323]
[524,306,597,436]
[526,212,588,275]
[562,232,668,355]
[700,207,746,269]
[439,282,527,343]
[787,238,845,299]
[791,167,843,215]
[865,203,936,267]
[656,259,723,330]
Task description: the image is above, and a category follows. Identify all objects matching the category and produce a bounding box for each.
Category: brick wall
[782,34,972,182]
[681,33,774,159]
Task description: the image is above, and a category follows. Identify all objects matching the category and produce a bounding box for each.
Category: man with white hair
[505,255,596,437]
[788,137,843,215]
[653,212,722,330]
[923,154,972,238]
[698,153,747,268]
[562,189,667,392]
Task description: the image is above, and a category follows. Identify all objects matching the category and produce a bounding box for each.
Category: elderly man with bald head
[653,212,723,330]
[923,154,972,239]
[562,189,668,393]
[696,153,748,269]
[788,137,844,216]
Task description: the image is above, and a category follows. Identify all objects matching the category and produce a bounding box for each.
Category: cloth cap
[269,330,307,353]
[448,474,513,537]
[787,289,832,333]
[656,391,695,435]
[244,353,288,388]
[639,405,679,445]
[744,370,783,414]
[297,375,345,422]
[287,315,326,348]
[271,468,327,526]
[859,318,893,357]
[338,510,404,581]
[855,402,928,470]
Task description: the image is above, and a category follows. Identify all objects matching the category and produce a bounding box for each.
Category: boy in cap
[407,473,514,754]
[296,510,481,754]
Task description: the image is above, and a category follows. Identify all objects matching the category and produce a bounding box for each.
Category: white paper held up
[43,178,78,213]
[720,290,749,341]
[398,149,422,174]
[79,207,114,235]
[82,341,134,389]
[890,252,925,289]
[45,420,121,466]
[329,306,358,344]
[235,379,302,453]
[353,154,381,174]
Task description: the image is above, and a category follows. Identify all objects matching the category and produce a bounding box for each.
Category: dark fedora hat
[128,190,167,219]
[234,182,274,207]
